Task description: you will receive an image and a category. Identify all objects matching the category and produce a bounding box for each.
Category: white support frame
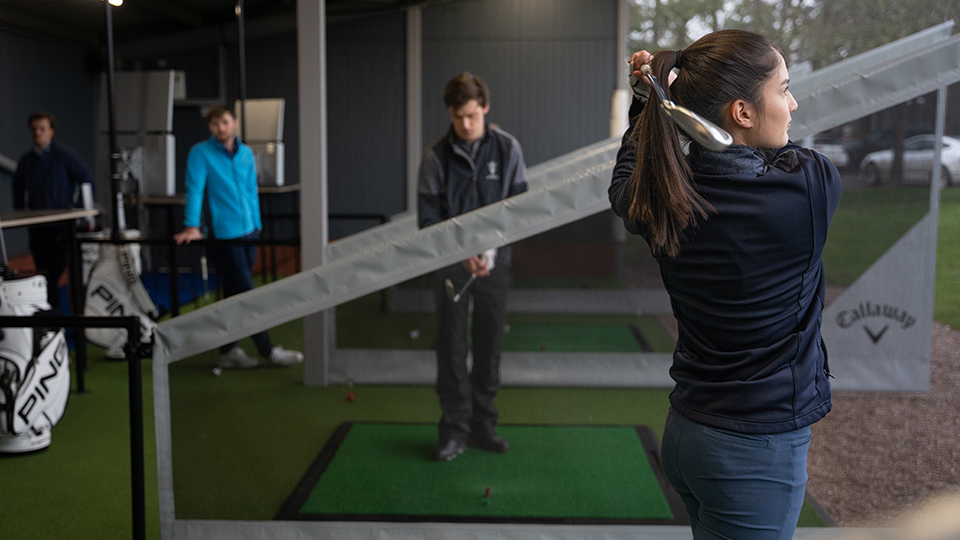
[298,0,333,386]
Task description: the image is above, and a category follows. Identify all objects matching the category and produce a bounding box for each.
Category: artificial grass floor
[166,317,827,527]
[286,423,678,522]
[336,293,677,353]
[2,294,827,540]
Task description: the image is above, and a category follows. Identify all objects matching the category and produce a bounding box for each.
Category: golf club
[640,64,733,152]
[445,274,477,304]
[443,249,496,304]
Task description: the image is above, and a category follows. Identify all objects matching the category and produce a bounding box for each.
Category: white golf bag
[84,242,158,359]
[0,275,70,453]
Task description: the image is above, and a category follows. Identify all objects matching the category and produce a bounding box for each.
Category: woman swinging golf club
[610,30,842,540]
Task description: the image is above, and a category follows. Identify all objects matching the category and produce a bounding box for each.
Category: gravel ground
[806,319,960,526]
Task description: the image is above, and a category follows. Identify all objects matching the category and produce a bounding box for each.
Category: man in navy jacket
[12,111,93,311]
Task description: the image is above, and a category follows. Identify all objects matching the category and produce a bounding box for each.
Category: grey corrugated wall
[327,13,407,238]
[0,28,97,257]
[421,0,618,166]
[327,0,619,237]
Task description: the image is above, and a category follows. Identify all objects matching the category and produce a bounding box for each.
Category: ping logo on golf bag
[91,285,127,316]
[16,338,67,428]
[84,243,157,359]
[119,248,139,287]
[89,284,153,339]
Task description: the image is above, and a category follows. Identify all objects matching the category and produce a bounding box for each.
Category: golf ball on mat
[212,367,222,376]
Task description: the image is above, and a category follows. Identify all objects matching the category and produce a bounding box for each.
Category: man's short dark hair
[444,72,489,110]
[28,111,56,131]
[206,104,235,123]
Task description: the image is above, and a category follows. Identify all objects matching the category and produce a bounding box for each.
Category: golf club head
[641,65,732,152]
[661,102,733,152]
[444,279,456,302]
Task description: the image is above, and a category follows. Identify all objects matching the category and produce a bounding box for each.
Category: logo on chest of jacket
[485,161,499,180]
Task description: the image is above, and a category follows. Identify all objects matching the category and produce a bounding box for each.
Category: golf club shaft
[642,65,670,104]
[640,64,732,151]
[453,273,478,303]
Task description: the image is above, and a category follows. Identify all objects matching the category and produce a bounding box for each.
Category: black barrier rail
[81,236,300,318]
[0,315,146,540]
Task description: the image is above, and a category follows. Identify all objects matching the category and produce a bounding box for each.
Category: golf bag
[0,275,70,453]
[84,242,158,358]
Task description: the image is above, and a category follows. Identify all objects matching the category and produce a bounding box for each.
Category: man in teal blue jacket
[174,105,302,369]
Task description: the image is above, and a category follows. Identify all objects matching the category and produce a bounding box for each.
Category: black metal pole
[170,233,180,316]
[126,321,145,540]
[237,0,247,142]
[105,1,122,243]
[167,206,180,316]
[70,226,87,393]
[0,213,9,279]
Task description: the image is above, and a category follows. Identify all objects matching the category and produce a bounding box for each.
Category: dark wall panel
[0,30,97,256]
[327,12,406,238]
[422,0,617,166]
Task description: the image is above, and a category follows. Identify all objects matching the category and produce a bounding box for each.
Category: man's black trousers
[207,230,274,357]
[433,258,510,443]
[28,223,72,311]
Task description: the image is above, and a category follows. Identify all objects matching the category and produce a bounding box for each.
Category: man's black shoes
[432,438,466,461]
[433,432,509,460]
[469,431,509,453]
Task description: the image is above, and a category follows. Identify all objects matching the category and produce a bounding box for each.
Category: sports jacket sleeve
[504,136,528,197]
[183,145,208,228]
[609,96,647,236]
[417,147,445,229]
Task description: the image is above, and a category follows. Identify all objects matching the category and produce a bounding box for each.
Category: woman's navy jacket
[610,99,842,434]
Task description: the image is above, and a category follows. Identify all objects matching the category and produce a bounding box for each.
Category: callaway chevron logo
[835,302,916,344]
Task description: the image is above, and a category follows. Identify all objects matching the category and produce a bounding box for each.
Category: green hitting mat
[276,423,688,525]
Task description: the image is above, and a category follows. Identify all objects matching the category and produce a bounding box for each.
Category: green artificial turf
[823,187,930,286]
[167,353,676,521]
[336,293,676,353]
[511,276,628,289]
[296,424,674,520]
[502,324,643,352]
[935,189,960,327]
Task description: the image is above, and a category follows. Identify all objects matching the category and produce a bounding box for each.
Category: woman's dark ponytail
[627,50,711,258]
[627,30,782,258]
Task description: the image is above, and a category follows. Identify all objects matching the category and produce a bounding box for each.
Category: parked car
[859,135,960,187]
[844,124,929,169]
[810,135,849,168]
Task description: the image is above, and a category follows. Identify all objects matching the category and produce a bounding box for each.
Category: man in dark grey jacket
[418,72,527,461]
